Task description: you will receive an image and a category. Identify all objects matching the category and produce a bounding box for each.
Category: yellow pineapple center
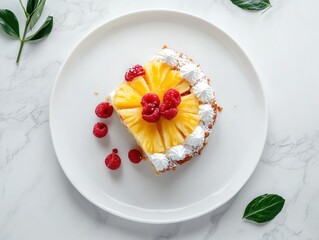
[113,62,200,154]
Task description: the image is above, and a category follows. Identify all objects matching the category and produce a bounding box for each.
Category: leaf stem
[16,18,30,65]
[18,0,28,17]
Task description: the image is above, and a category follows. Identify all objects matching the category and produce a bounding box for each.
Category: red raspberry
[93,122,108,138]
[125,64,145,81]
[95,102,113,118]
[105,149,121,170]
[160,102,178,120]
[163,89,181,107]
[128,149,142,164]
[142,104,161,122]
[141,93,160,107]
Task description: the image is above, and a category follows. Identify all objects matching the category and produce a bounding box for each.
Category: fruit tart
[108,46,219,174]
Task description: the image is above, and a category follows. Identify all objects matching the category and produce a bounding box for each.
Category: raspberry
[141,93,160,107]
[128,149,142,164]
[142,104,160,122]
[160,102,178,120]
[125,64,145,81]
[93,122,108,138]
[105,149,121,170]
[163,89,181,107]
[95,102,113,118]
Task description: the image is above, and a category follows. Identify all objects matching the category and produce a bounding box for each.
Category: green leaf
[29,0,46,30]
[230,0,271,11]
[26,16,53,41]
[27,0,40,15]
[0,9,20,39]
[243,194,285,223]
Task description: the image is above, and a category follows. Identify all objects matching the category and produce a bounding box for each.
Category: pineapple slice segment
[144,62,171,92]
[117,108,142,128]
[113,83,142,109]
[130,121,165,153]
[158,70,190,99]
[172,112,200,137]
[178,93,199,114]
[174,81,191,96]
[159,118,185,149]
[117,107,166,153]
[127,76,150,96]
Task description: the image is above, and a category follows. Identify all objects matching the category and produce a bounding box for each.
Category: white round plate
[50,10,267,224]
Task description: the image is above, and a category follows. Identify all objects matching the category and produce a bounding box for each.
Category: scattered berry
[128,149,142,164]
[112,148,118,154]
[163,89,181,107]
[141,93,160,107]
[142,104,161,122]
[160,102,178,120]
[125,64,145,81]
[95,102,113,118]
[105,149,121,170]
[93,122,108,138]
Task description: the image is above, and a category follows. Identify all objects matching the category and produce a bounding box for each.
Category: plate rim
[49,9,268,224]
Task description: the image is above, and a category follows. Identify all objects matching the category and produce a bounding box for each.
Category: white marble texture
[0,0,318,239]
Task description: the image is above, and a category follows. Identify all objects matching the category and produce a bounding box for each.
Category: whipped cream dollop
[193,81,213,103]
[180,63,204,85]
[152,48,179,66]
[148,153,170,172]
[167,145,190,161]
[184,126,205,149]
[199,104,215,125]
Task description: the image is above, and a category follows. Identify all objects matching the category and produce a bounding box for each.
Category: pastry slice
[109,47,218,174]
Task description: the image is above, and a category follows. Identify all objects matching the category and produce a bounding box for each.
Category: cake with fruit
[108,47,219,174]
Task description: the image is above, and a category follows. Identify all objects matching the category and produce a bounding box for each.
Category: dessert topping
[152,48,179,66]
[193,81,213,103]
[148,153,170,172]
[180,63,204,85]
[167,145,188,161]
[199,104,215,124]
[160,102,178,120]
[141,93,160,107]
[125,64,145,81]
[142,104,161,123]
[163,89,181,107]
[184,126,205,149]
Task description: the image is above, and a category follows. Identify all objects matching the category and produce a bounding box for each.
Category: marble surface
[0,0,318,239]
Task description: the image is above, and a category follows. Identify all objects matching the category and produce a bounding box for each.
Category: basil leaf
[26,16,53,41]
[27,0,40,15]
[29,0,46,30]
[243,194,285,223]
[231,0,271,11]
[0,9,20,39]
